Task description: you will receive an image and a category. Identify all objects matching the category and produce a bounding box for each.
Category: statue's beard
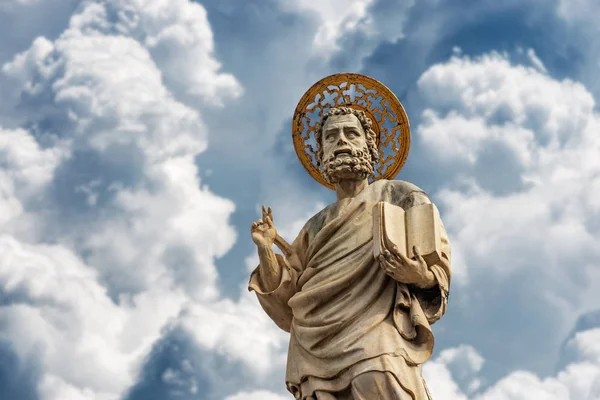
[321,148,374,185]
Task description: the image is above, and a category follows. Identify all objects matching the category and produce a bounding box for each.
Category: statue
[249,74,452,399]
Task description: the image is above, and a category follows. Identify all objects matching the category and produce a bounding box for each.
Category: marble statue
[249,74,452,399]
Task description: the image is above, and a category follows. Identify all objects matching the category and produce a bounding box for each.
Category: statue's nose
[337,137,348,146]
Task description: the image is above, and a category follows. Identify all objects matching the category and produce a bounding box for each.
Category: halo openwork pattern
[292,73,411,190]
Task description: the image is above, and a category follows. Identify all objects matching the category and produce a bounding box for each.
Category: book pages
[373,202,443,266]
[406,203,442,266]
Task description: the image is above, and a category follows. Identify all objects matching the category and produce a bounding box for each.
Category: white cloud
[418,52,593,142]
[526,48,547,73]
[0,235,188,399]
[2,0,241,299]
[474,359,600,400]
[417,52,600,300]
[68,0,243,107]
[567,328,600,365]
[0,0,247,398]
[0,127,69,228]
[106,0,242,107]
[177,289,288,378]
[276,0,413,63]
[424,356,470,400]
[278,0,375,53]
[425,329,600,400]
[415,49,600,399]
[424,345,483,399]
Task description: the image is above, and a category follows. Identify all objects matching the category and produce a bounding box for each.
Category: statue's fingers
[385,265,403,280]
[380,258,396,272]
[265,215,274,227]
[412,245,426,262]
[395,251,411,266]
[377,255,389,266]
[383,250,393,261]
[262,205,268,221]
[268,207,272,220]
[390,246,408,262]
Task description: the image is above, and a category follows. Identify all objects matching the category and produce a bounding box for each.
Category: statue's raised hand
[251,205,277,248]
[377,245,436,289]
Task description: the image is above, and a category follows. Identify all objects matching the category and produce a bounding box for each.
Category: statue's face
[320,113,373,184]
[321,114,367,162]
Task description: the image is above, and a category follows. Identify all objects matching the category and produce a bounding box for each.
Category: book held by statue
[373,202,443,266]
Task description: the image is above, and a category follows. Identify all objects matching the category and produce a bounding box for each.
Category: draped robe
[249,180,452,399]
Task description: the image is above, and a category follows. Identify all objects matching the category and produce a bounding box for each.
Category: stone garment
[309,371,430,400]
[249,180,451,400]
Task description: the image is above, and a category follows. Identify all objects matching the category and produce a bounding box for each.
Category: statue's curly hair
[314,107,379,168]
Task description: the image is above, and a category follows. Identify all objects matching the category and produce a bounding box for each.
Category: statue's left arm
[414,218,451,324]
[382,185,452,324]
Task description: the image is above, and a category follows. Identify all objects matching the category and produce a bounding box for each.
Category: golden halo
[292,73,411,190]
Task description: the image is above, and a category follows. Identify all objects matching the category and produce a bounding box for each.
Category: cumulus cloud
[425,326,600,400]
[424,346,479,400]
[2,0,243,300]
[418,51,600,291]
[0,0,254,398]
[68,0,242,107]
[176,290,288,378]
[277,0,413,65]
[278,0,375,53]
[0,127,69,229]
[414,49,600,387]
[0,235,189,399]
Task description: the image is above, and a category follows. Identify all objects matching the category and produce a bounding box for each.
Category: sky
[0,0,599,399]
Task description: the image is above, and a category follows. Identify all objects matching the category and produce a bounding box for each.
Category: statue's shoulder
[304,202,336,231]
[376,179,428,195]
[375,179,431,207]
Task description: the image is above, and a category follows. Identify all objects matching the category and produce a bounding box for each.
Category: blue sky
[0,0,599,399]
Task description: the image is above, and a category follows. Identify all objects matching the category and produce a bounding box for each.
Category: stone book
[373,201,443,267]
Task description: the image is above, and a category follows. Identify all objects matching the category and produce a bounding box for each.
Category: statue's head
[315,107,380,185]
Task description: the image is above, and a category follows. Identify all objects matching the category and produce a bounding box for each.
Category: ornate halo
[292,73,411,190]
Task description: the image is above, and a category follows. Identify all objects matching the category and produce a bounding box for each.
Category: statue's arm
[248,247,300,332]
[416,245,451,324]
[387,183,452,323]
[254,243,284,292]
[248,206,303,332]
[408,191,452,324]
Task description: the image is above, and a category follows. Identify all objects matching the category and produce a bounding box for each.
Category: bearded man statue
[248,77,452,400]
